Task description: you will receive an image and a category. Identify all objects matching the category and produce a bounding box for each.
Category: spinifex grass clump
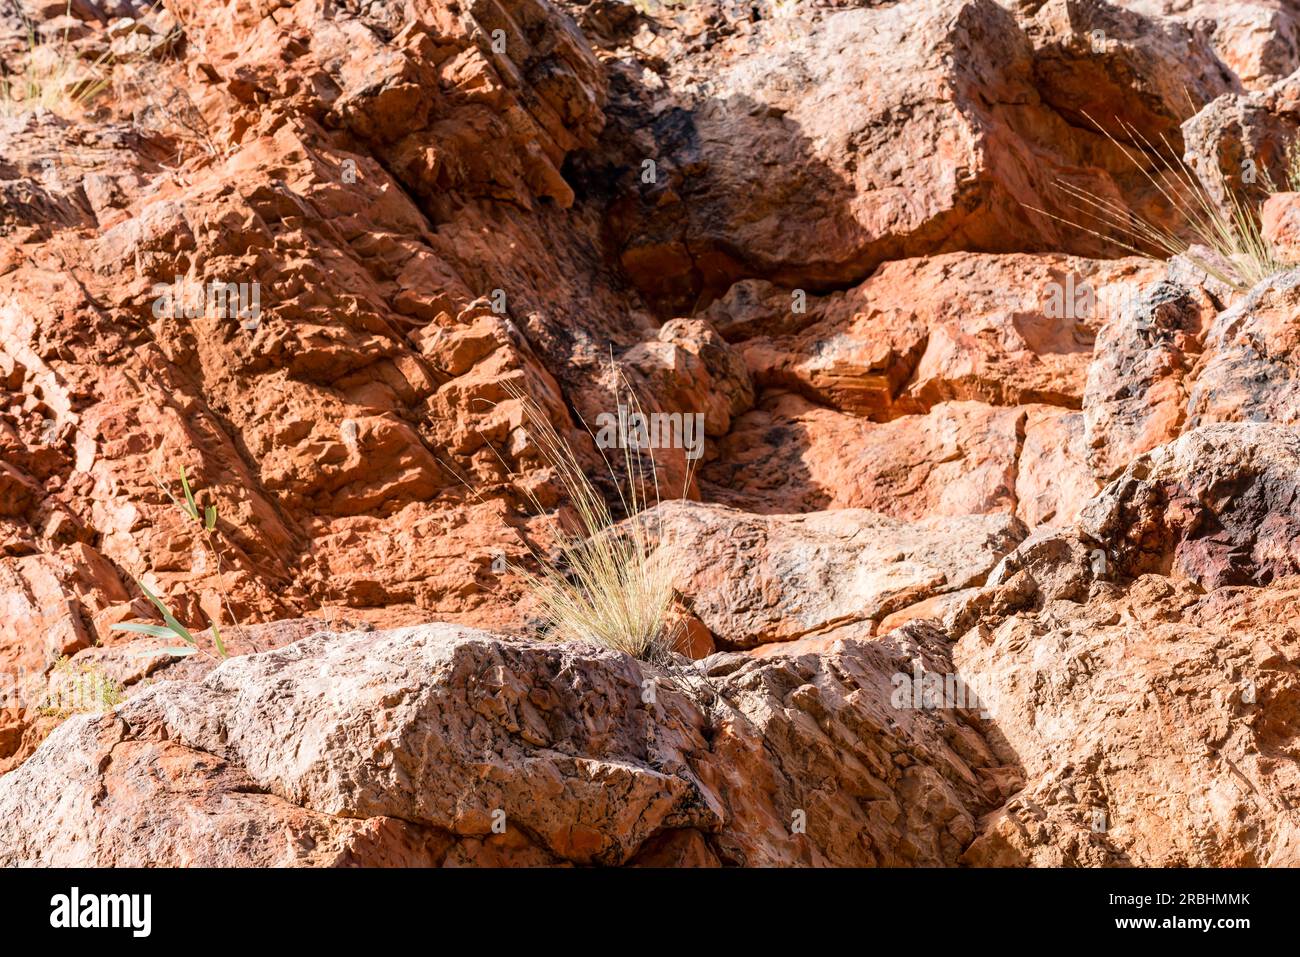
[1031,113,1285,291]
[1286,136,1300,193]
[500,378,682,663]
[0,9,111,118]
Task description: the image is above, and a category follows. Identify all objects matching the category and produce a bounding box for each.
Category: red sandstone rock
[594,0,1233,313]
[1,0,1299,869]
[702,392,1025,519]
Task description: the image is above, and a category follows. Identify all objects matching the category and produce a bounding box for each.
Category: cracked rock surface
[3,0,1300,865]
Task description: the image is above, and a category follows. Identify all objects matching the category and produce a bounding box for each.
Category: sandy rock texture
[3,0,1300,866]
[0,621,1014,866]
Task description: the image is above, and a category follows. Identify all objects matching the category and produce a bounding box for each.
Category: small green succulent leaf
[208,618,228,659]
[133,578,195,645]
[179,465,200,521]
[110,622,179,639]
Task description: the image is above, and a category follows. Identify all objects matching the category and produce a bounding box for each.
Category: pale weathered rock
[1182,68,1300,208]
[10,555,1298,867]
[0,622,1018,867]
[0,625,714,865]
[643,498,1025,647]
[1081,423,1300,588]
[956,575,1300,866]
[1115,0,1300,90]
[1082,280,1212,480]
[3,0,1300,871]
[1187,268,1300,428]
[1016,406,1098,528]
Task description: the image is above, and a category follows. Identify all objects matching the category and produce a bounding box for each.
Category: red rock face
[2,0,1300,866]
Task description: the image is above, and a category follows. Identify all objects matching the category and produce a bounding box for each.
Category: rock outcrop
[3,0,1300,867]
[0,622,1014,867]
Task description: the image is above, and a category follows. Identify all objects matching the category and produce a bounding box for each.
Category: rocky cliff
[1,0,1299,866]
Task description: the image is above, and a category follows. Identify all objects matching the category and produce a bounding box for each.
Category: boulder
[643,498,1026,647]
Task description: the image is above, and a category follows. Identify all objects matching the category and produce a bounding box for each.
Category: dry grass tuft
[498,376,684,663]
[1029,112,1286,291]
[1286,136,1300,194]
[39,657,125,718]
[0,16,110,118]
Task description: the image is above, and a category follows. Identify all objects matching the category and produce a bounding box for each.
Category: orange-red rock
[1,0,1299,869]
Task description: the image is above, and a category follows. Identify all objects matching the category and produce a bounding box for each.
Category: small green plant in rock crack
[112,465,238,661]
